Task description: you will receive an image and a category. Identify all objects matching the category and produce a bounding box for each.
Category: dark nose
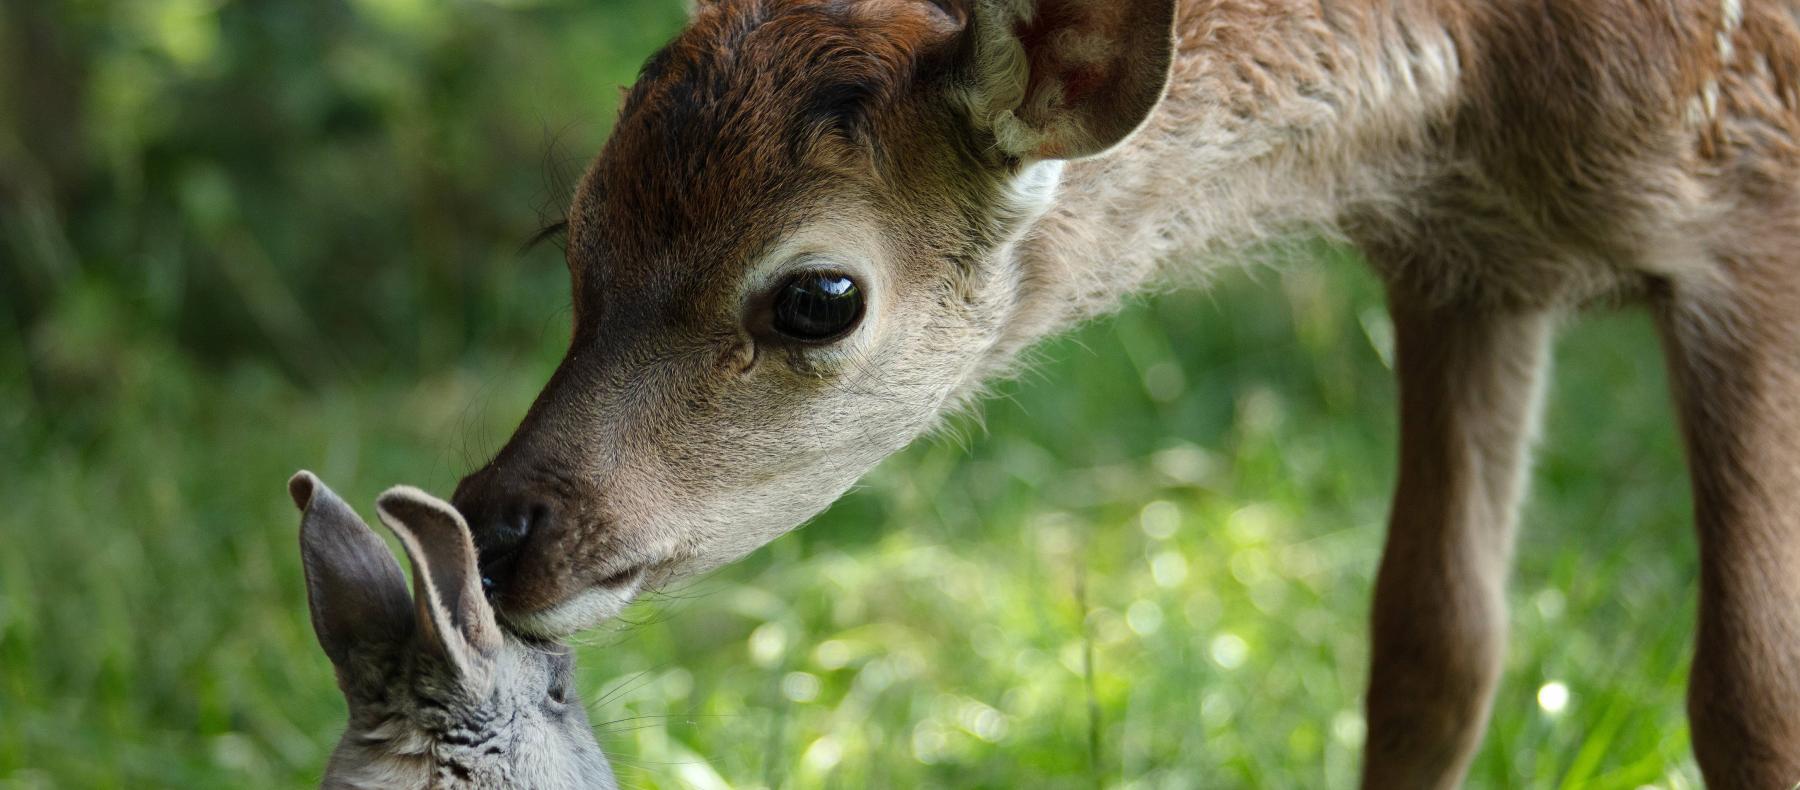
[452,471,553,596]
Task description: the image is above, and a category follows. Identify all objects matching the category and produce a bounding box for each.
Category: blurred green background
[0,1,1704,787]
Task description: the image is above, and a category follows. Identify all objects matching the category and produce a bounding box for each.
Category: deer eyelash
[519,219,570,255]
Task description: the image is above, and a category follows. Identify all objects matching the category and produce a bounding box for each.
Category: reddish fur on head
[456,0,1177,636]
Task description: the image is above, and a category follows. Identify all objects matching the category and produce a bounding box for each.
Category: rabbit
[289,471,616,789]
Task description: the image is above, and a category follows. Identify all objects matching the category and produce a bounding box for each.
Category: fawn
[290,472,615,789]
[451,0,1800,785]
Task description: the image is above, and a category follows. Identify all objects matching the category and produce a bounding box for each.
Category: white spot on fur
[1367,22,1461,112]
[1009,159,1066,216]
[1410,37,1460,100]
[1716,0,1743,66]
[1686,95,1709,128]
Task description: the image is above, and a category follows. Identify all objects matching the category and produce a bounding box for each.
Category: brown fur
[459,1,1800,784]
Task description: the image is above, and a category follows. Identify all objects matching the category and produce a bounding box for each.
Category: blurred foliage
[2,0,685,406]
[1,1,1704,788]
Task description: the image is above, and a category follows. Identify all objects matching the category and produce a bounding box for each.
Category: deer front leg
[1360,297,1554,789]
[1655,265,1800,789]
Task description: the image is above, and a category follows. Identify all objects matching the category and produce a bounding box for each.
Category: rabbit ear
[376,485,503,681]
[291,471,413,671]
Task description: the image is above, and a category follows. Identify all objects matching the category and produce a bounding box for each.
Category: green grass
[1,254,1703,788]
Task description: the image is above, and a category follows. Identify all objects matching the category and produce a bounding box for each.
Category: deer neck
[983,0,1465,377]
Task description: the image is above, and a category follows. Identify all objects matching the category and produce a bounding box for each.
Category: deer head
[453,0,1179,637]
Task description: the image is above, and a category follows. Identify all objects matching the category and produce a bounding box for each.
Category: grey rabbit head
[290,471,616,789]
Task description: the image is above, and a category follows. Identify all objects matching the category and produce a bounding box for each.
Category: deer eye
[771,272,863,342]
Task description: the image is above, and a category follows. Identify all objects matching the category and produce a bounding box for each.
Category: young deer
[290,472,616,789]
[450,0,1800,785]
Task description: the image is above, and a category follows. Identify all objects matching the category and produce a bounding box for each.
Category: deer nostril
[474,500,551,593]
[496,506,534,548]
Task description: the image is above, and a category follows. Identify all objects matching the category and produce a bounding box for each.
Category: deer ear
[376,486,503,680]
[292,471,412,671]
[957,0,1178,161]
